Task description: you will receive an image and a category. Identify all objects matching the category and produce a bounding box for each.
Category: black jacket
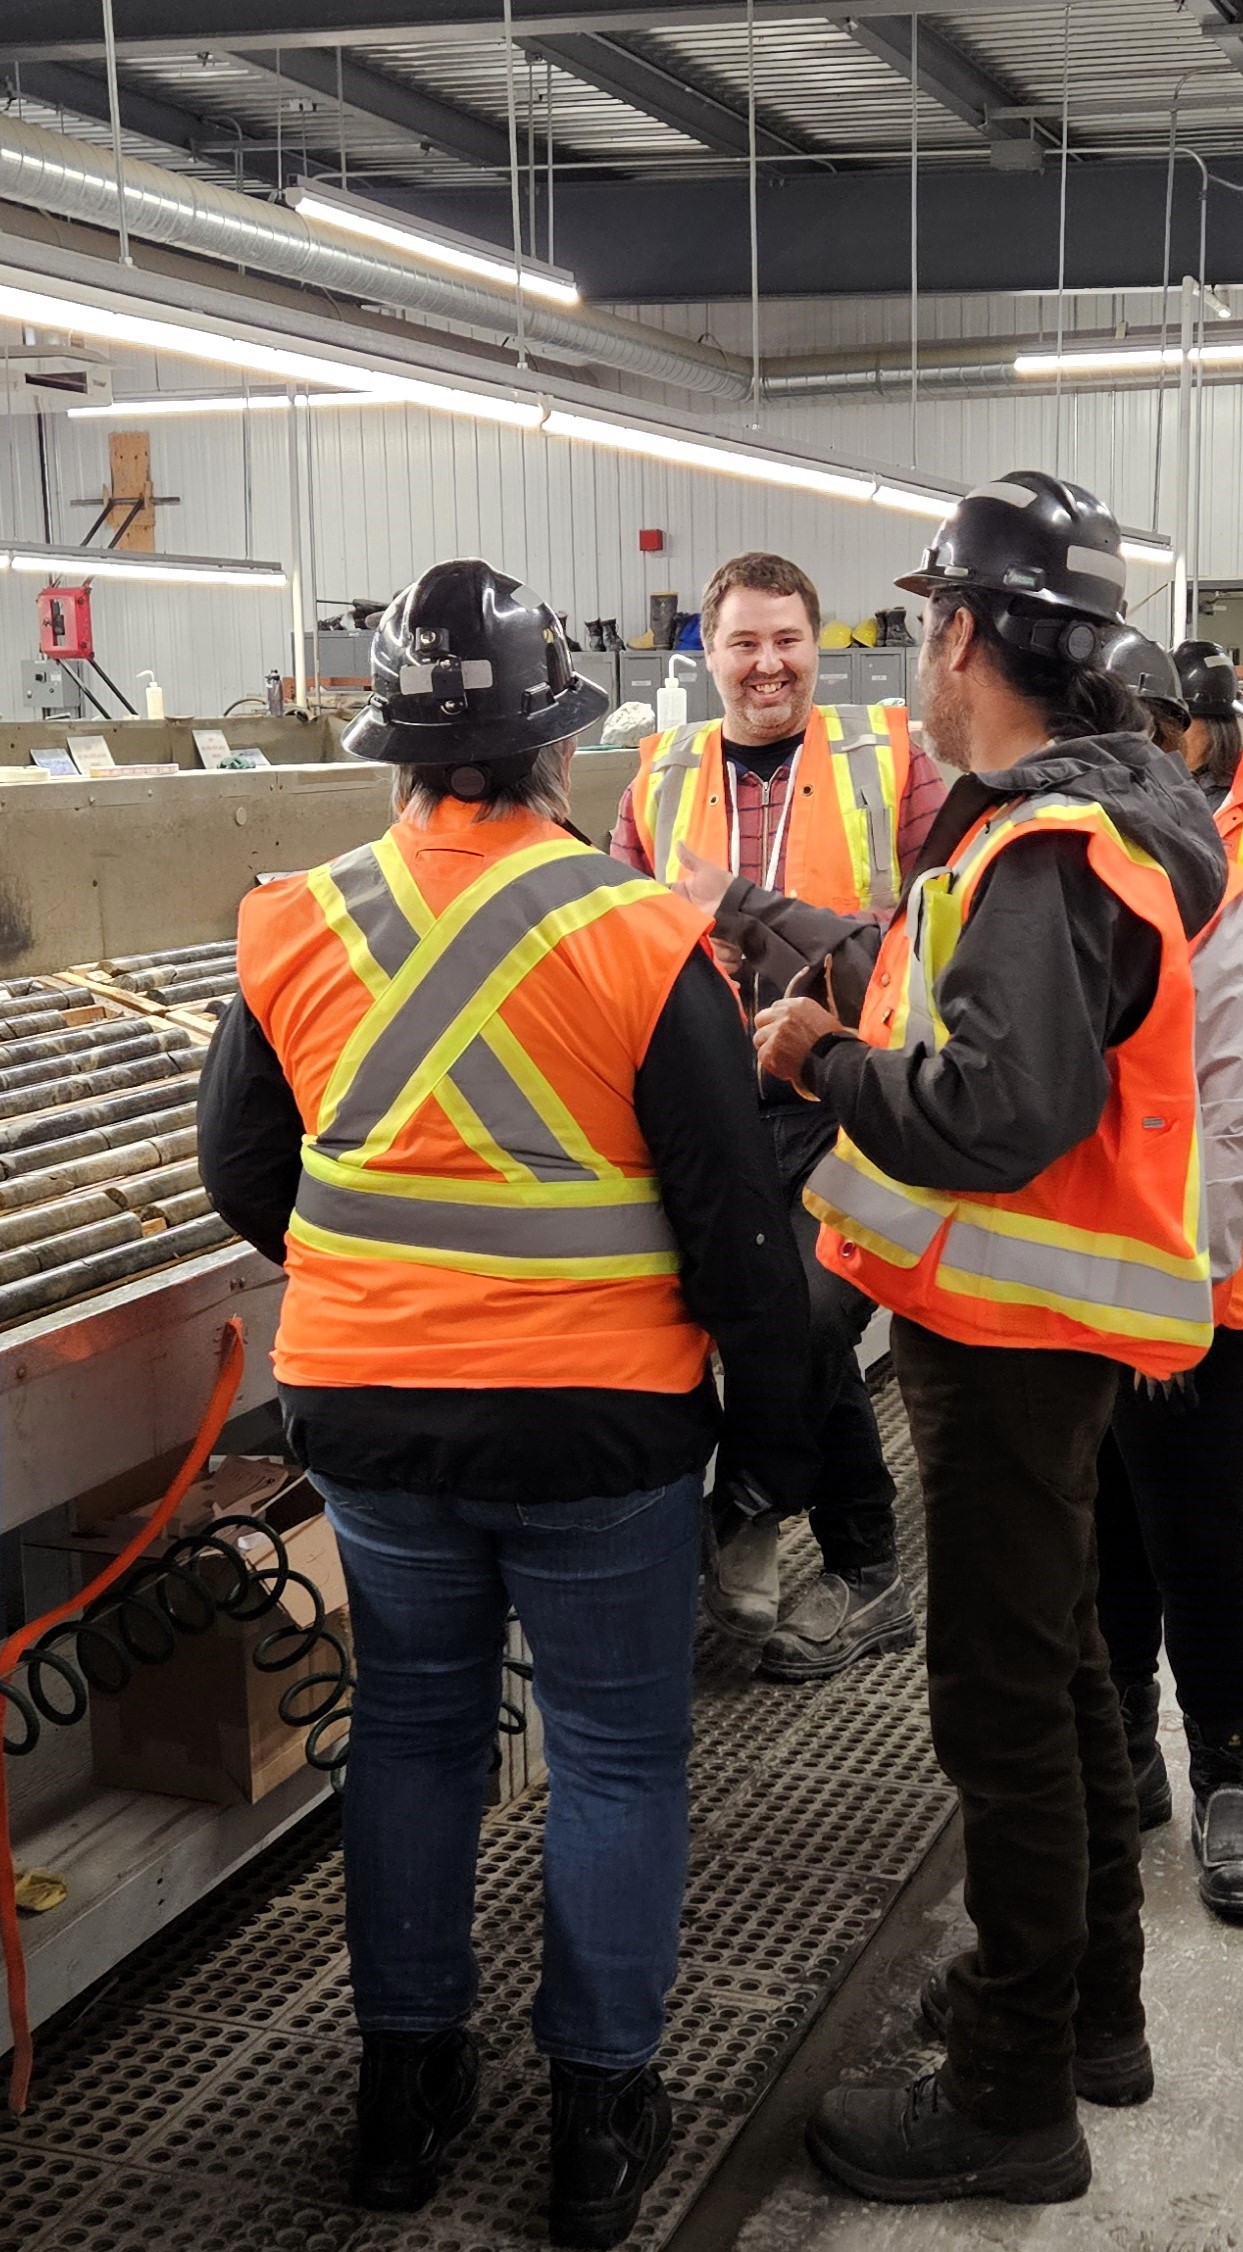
[735,733,1227,1197]
[198,944,816,1509]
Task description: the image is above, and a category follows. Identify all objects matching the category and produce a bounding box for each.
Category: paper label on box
[68,735,116,775]
[30,748,77,776]
[193,728,233,769]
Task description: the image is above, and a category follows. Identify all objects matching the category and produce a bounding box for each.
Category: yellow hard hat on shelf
[820,621,852,650]
[851,616,880,648]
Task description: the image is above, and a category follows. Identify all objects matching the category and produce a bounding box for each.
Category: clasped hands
[671,841,851,1086]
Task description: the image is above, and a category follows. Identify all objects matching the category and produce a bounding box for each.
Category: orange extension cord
[0,1315,246,2114]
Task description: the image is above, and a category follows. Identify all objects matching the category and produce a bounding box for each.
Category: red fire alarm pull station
[639,528,665,554]
[38,584,95,663]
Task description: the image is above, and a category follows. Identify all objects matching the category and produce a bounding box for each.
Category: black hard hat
[342,560,609,768]
[896,471,1127,653]
[1100,625,1189,726]
[1172,639,1243,720]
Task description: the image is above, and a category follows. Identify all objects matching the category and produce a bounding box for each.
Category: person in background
[1091,625,1243,1927]
[1171,639,1243,812]
[198,561,813,2251]
[612,552,946,1684]
[753,474,1225,2205]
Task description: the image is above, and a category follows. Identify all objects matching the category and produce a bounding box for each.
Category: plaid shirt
[610,737,947,909]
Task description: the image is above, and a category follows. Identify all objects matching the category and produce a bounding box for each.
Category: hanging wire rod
[909,4,919,467]
[746,0,761,425]
[100,0,131,266]
[501,0,528,370]
[1053,0,1071,476]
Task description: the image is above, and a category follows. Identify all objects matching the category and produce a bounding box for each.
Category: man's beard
[922,671,971,772]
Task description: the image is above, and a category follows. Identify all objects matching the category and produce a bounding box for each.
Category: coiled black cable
[2,1506,532,1789]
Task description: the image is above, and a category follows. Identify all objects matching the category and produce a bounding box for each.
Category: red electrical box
[638,528,665,554]
[37,584,94,663]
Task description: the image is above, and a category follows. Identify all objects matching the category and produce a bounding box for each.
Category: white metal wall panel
[4,300,1243,721]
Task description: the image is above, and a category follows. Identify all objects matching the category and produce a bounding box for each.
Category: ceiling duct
[0,113,751,401]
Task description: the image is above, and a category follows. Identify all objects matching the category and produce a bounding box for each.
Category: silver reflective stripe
[320,852,641,1157]
[805,1146,944,1257]
[835,706,895,911]
[1067,546,1126,589]
[967,480,1038,508]
[327,845,595,1178]
[448,1033,597,1182]
[942,1219,1209,1327]
[296,1168,678,1263]
[651,724,707,883]
[903,869,944,1054]
[330,845,416,980]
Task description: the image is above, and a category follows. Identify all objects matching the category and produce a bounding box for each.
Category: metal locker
[618,653,666,713]
[573,651,619,730]
[855,650,909,703]
[816,653,855,705]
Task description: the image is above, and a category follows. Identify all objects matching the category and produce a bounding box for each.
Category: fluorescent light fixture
[7,544,287,588]
[1016,339,1243,377]
[67,390,400,419]
[1119,536,1176,567]
[543,409,876,500]
[873,483,957,520]
[0,279,544,430]
[288,180,579,308]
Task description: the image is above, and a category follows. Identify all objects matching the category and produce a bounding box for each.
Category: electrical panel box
[38,585,95,662]
[21,659,85,721]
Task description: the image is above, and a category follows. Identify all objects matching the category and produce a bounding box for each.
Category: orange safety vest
[1216,760,1243,865]
[237,804,714,1393]
[631,703,913,912]
[803,792,1213,1379]
[1195,859,1243,1332]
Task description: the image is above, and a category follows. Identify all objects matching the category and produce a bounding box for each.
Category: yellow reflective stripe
[938,1264,1212,1347]
[948,1192,1209,1282]
[300,1139,659,1208]
[306,862,389,1002]
[372,830,434,939]
[802,1185,927,1270]
[633,730,677,859]
[431,1074,539,1186]
[366,832,615,1179]
[826,746,872,907]
[482,1014,621,1182]
[318,837,584,1133]
[869,707,903,897]
[351,877,659,1166]
[287,1210,679,1282]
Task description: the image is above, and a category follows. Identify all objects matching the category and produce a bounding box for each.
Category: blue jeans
[317,1471,703,2069]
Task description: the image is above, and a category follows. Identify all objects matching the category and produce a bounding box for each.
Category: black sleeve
[196,996,304,1268]
[713,876,884,1023]
[635,951,817,1510]
[805,833,1162,1195]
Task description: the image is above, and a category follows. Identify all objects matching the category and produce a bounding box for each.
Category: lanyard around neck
[724,744,803,891]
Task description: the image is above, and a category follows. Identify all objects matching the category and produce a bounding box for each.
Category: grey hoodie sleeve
[713,875,883,1021]
[805,832,1162,1195]
[1191,900,1243,1285]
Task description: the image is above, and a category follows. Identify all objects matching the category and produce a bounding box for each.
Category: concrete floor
[722,1680,1242,2252]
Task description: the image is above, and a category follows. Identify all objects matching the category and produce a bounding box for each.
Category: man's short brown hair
[700,552,821,650]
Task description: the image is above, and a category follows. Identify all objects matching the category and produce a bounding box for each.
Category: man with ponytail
[752,473,1228,2205]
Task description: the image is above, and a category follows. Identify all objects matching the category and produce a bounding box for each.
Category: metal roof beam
[841,13,1030,139]
[517,33,812,160]
[0,0,1060,67]
[6,58,282,181]
[239,47,513,171]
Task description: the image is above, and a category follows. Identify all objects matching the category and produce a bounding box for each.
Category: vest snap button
[880,972,891,986]
[842,1241,857,1256]
[756,1232,765,1245]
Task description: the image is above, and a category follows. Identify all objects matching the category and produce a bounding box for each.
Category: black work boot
[1118,1679,1172,1829]
[548,2060,673,2249]
[919,1967,1154,2106]
[1187,1718,1243,1922]
[805,2067,1091,2206]
[585,620,605,653]
[760,1557,915,1682]
[351,2026,479,2211]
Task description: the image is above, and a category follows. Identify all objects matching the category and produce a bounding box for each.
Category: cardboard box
[87,1460,350,1806]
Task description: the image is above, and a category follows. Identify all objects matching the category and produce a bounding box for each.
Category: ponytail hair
[926,587,1147,743]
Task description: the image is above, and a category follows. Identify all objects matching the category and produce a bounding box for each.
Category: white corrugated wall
[1,290,1240,719]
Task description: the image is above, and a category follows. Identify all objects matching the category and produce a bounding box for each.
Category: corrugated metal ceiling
[5,3,1243,186]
